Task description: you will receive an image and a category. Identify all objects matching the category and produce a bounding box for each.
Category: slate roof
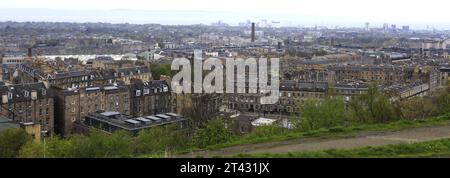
[280,81,329,92]
[0,83,52,102]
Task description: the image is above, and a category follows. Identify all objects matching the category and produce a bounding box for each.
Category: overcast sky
[0,0,449,29]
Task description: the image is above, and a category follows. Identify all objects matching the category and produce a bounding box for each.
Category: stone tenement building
[172,93,222,120]
[278,81,328,113]
[18,59,105,89]
[53,80,172,136]
[332,66,416,84]
[18,58,153,89]
[280,53,362,72]
[46,71,104,89]
[226,81,373,115]
[90,59,135,70]
[227,81,328,115]
[101,66,152,85]
[0,83,54,135]
[45,66,152,89]
[129,80,172,117]
[53,84,131,136]
[283,69,335,83]
[17,59,54,84]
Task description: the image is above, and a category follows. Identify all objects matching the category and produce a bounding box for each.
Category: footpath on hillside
[175,124,450,158]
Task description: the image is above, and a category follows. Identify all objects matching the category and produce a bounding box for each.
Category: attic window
[24,91,29,97]
[8,92,13,99]
[42,89,47,96]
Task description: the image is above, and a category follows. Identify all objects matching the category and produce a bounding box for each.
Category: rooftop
[0,116,20,132]
[0,82,52,102]
[84,111,186,131]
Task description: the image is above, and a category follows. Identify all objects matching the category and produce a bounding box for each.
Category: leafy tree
[398,82,449,120]
[19,141,45,158]
[349,84,398,123]
[294,96,348,131]
[0,129,31,158]
[247,124,284,138]
[136,127,171,154]
[32,130,135,158]
[433,84,450,114]
[104,131,135,157]
[69,130,133,158]
[45,136,73,158]
[135,125,191,155]
[150,64,171,80]
[65,132,103,157]
[400,97,438,120]
[193,118,234,148]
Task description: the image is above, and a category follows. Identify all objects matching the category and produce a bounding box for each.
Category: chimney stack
[251,22,256,42]
[27,48,32,58]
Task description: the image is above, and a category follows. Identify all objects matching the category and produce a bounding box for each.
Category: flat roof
[0,116,20,132]
[251,118,277,127]
[156,114,171,119]
[104,86,119,91]
[125,119,140,125]
[135,117,151,123]
[86,87,101,91]
[146,116,162,122]
[101,111,120,117]
[166,113,179,117]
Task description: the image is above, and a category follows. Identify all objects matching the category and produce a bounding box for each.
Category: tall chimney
[27,48,32,58]
[251,22,256,42]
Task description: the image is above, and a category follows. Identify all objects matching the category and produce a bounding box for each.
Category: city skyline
[1,0,450,161]
[0,0,449,29]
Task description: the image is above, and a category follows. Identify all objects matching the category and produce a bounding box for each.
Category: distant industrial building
[251,22,256,42]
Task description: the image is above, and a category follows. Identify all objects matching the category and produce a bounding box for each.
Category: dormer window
[24,91,29,97]
[42,89,47,96]
[7,92,13,99]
